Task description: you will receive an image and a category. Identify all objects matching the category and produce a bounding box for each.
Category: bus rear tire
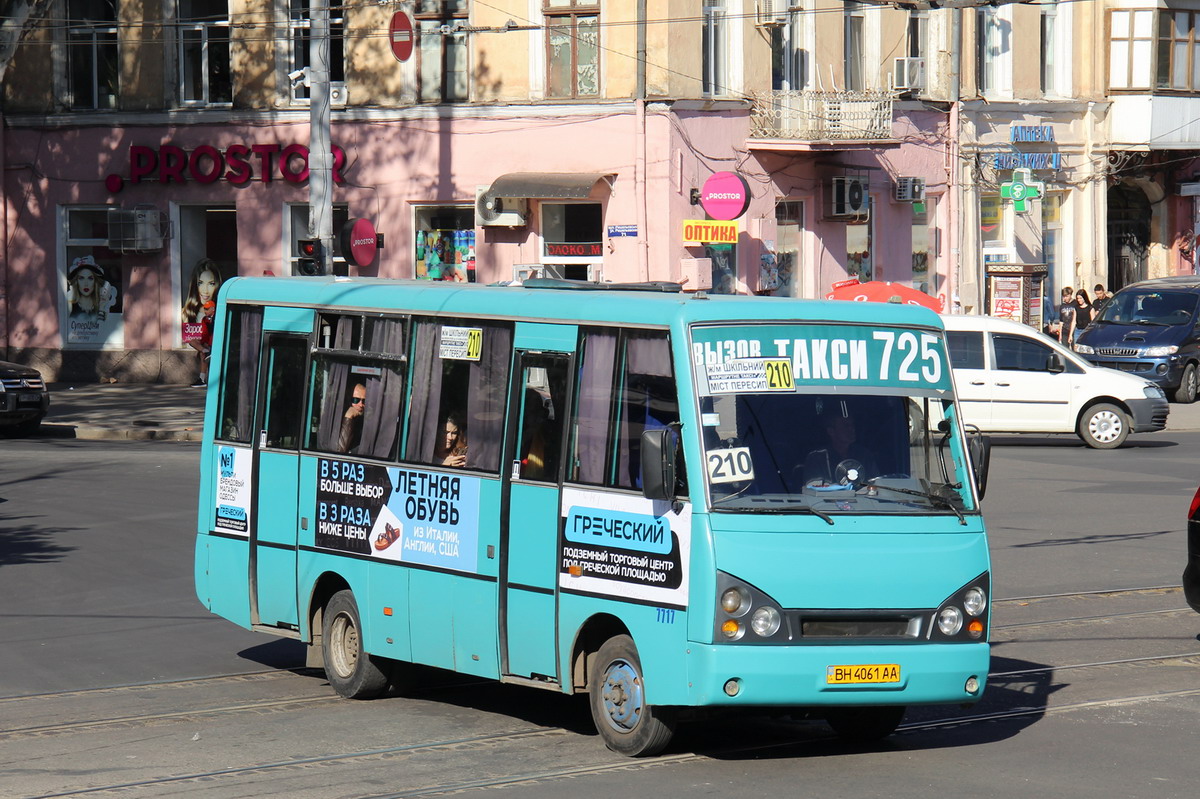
[588,634,676,757]
[826,705,906,743]
[322,589,389,699]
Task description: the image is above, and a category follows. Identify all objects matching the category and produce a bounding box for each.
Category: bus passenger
[338,382,367,453]
[434,412,468,467]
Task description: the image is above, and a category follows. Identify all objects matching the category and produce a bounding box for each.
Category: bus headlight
[721,587,750,616]
[930,572,990,642]
[715,571,788,644]
[937,606,963,636]
[750,606,781,637]
[963,587,987,616]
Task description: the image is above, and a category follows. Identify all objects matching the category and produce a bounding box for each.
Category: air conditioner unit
[329,81,347,108]
[895,176,927,202]
[757,0,790,25]
[475,187,528,227]
[830,176,869,217]
[106,205,169,252]
[894,57,926,91]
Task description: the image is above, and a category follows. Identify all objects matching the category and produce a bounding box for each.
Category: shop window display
[415,206,475,281]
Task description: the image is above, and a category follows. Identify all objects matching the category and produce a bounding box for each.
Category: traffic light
[296,238,322,276]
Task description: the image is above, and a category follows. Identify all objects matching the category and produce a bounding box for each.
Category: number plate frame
[825,664,901,685]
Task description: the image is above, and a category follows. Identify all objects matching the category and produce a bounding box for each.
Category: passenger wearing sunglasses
[337,382,367,454]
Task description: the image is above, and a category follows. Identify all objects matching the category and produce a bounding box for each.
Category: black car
[0,359,49,436]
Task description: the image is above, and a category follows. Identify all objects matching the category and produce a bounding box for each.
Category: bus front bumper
[682,641,990,707]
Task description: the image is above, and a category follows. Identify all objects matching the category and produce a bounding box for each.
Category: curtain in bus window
[572,329,617,484]
[357,319,405,459]
[315,317,355,452]
[406,321,447,463]
[464,325,511,471]
[616,333,676,489]
[218,307,262,442]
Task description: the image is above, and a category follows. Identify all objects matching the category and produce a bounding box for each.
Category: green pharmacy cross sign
[999,168,1045,214]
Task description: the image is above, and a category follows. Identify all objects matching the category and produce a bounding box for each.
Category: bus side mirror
[640,427,676,501]
[967,429,991,500]
[1047,353,1065,373]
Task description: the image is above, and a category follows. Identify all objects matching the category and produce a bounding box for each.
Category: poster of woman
[182,258,223,386]
[64,255,121,346]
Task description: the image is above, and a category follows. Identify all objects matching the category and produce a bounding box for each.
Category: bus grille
[797,615,921,639]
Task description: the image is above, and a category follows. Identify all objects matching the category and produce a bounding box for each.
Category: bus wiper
[711,494,835,525]
[866,482,966,525]
[775,503,835,525]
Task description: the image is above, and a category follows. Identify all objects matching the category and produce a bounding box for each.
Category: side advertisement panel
[315,458,482,572]
[559,488,691,610]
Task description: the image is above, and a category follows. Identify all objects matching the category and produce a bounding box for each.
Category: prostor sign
[341,218,380,267]
[105,142,349,193]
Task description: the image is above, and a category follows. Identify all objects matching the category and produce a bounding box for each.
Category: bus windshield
[699,391,972,517]
[691,322,976,519]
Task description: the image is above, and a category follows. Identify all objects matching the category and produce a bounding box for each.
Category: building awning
[484,172,614,200]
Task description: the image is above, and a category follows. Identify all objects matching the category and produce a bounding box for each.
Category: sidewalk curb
[40,423,204,442]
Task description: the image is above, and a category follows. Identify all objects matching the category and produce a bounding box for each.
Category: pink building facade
[2,104,954,382]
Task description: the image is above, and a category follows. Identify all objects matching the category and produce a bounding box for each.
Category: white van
[942,314,1169,448]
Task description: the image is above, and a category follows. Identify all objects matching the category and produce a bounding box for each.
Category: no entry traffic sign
[390,12,414,63]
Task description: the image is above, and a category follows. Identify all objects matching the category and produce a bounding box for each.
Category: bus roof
[220,276,944,329]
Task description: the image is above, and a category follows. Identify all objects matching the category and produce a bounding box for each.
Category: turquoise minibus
[194,276,991,756]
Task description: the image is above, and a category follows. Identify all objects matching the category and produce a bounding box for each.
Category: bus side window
[568,328,683,493]
[517,362,568,482]
[404,319,512,472]
[216,307,263,443]
[307,315,405,460]
[263,338,307,449]
[617,333,679,491]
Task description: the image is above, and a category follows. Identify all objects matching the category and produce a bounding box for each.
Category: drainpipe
[636,0,649,282]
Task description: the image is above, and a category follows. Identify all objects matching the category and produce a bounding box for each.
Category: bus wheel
[826,705,906,743]
[322,590,388,699]
[588,635,676,757]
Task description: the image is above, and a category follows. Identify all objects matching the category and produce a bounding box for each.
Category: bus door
[249,330,309,630]
[500,350,572,681]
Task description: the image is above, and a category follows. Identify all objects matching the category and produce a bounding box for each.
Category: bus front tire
[588,634,676,757]
[322,589,389,699]
[826,705,906,743]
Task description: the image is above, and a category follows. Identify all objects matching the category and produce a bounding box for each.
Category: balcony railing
[749,90,895,141]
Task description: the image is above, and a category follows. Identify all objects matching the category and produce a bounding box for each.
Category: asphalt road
[1,436,1198,798]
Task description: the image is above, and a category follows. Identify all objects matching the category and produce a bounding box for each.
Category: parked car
[1075,276,1200,403]
[0,359,49,436]
[942,314,1168,448]
[1186,487,1200,613]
